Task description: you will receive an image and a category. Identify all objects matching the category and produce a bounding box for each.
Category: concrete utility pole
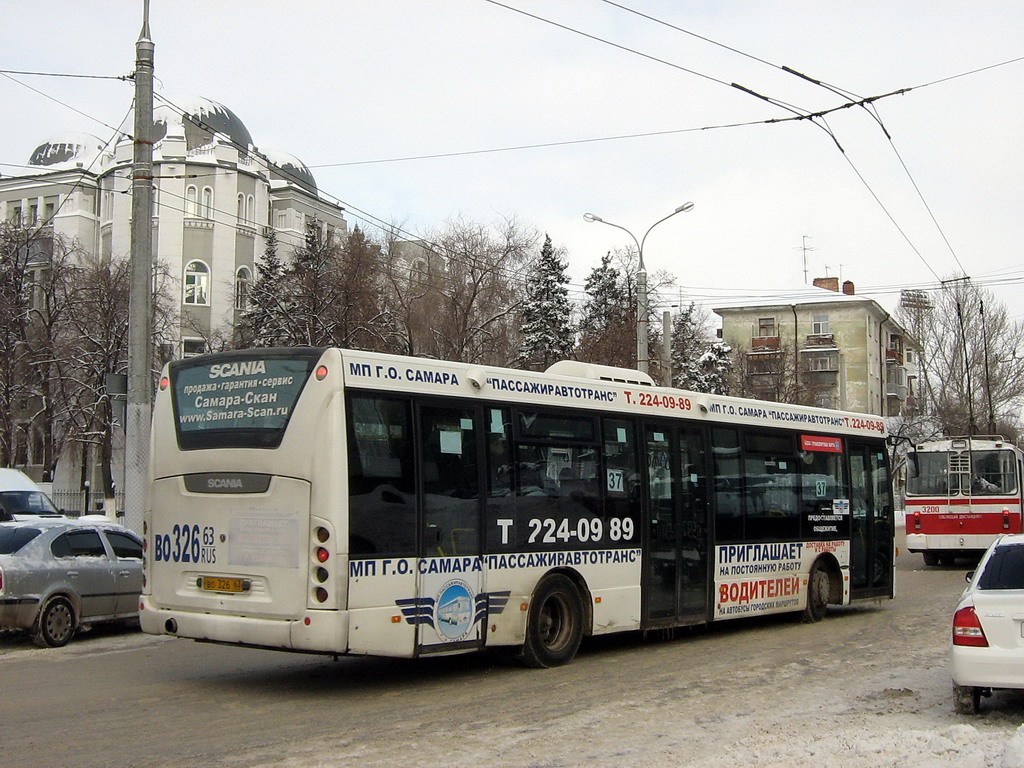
[124,0,154,532]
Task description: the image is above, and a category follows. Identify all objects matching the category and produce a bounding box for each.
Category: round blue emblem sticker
[435,579,475,641]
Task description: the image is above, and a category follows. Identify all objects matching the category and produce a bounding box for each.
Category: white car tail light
[952,606,989,647]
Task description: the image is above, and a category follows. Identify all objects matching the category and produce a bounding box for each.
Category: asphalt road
[2,532,1020,768]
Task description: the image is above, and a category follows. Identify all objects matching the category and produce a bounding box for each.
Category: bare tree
[898,280,1024,439]
[383,216,533,365]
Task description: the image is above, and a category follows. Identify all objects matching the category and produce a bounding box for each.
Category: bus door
[643,423,709,624]
[415,404,485,654]
[849,442,894,599]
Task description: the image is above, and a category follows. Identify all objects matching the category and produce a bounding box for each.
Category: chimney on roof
[842,280,855,295]
[813,277,839,293]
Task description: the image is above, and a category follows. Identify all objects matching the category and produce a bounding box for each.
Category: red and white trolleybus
[905,436,1024,565]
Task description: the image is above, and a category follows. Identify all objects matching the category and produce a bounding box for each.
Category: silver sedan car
[951,533,1024,713]
[0,518,143,647]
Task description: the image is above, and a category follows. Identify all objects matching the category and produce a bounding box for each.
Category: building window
[181,338,207,358]
[236,193,245,223]
[905,350,915,364]
[200,187,213,219]
[235,266,251,310]
[758,317,776,337]
[810,356,837,372]
[185,185,198,217]
[275,211,286,229]
[812,313,829,335]
[246,195,255,225]
[183,260,210,305]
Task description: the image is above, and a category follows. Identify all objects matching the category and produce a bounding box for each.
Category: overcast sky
[2,1,1022,322]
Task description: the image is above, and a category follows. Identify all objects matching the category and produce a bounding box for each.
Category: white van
[0,469,64,522]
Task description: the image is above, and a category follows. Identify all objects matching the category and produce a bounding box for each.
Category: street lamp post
[584,203,694,375]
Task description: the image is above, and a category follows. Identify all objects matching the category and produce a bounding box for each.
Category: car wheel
[922,551,939,567]
[33,596,76,648]
[953,683,981,715]
[518,574,584,668]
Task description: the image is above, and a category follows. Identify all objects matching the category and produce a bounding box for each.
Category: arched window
[185,185,198,217]
[183,260,210,305]
[235,266,252,310]
[246,195,255,225]
[236,193,245,223]
[201,187,213,219]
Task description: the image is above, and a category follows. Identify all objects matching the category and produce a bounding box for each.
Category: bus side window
[603,418,638,527]
[347,396,416,557]
[743,431,799,542]
[713,428,743,542]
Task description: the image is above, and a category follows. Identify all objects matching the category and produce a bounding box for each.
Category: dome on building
[262,148,318,195]
[27,132,105,171]
[151,95,253,151]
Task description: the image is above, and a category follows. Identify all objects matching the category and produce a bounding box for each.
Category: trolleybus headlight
[316,547,329,563]
[315,365,329,381]
[159,376,169,391]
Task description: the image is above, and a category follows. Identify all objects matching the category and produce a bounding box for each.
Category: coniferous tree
[238,229,286,347]
[577,252,634,368]
[514,234,575,370]
[670,302,707,390]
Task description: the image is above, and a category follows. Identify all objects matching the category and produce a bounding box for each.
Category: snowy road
[2,546,1023,768]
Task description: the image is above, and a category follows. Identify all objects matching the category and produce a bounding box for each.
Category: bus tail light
[308,524,337,609]
[913,511,921,530]
[1003,510,1011,530]
[952,606,989,647]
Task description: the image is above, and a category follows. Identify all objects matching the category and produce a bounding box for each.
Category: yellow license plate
[199,576,248,593]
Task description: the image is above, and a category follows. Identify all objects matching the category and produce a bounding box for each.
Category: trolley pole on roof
[125,0,155,532]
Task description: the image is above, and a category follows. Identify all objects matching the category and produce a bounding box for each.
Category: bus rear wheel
[922,552,939,567]
[519,574,584,668]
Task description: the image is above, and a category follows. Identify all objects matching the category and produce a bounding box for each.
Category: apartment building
[714,277,920,417]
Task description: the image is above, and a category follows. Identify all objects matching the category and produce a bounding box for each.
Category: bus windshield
[907,449,1017,496]
[170,348,323,450]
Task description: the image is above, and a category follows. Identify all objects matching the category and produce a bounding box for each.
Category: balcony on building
[751,335,781,351]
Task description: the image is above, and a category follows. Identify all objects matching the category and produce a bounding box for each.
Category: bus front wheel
[802,561,830,623]
[519,574,584,668]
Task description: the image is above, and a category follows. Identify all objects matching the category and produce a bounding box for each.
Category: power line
[0,68,129,81]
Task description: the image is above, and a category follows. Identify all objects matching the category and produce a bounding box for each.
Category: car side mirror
[965,571,974,583]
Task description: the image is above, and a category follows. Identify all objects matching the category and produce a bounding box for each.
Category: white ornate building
[0,96,348,498]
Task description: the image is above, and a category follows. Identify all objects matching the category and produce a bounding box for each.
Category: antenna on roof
[799,235,815,284]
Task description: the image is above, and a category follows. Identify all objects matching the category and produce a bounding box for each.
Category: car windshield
[0,490,60,516]
[0,526,43,554]
[977,544,1024,590]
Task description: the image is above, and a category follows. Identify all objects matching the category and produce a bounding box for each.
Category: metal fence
[49,489,125,519]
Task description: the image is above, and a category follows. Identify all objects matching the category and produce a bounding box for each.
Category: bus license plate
[199,576,247,593]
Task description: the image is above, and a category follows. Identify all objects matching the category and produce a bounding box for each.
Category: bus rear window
[170,349,322,450]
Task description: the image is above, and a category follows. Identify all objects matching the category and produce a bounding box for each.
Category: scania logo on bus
[183,473,272,494]
[435,579,475,641]
[208,360,267,378]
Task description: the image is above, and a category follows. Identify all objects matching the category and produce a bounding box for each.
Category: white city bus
[905,436,1024,565]
[140,347,895,667]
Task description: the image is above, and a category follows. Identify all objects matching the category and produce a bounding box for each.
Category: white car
[950,533,1024,714]
[0,468,63,521]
